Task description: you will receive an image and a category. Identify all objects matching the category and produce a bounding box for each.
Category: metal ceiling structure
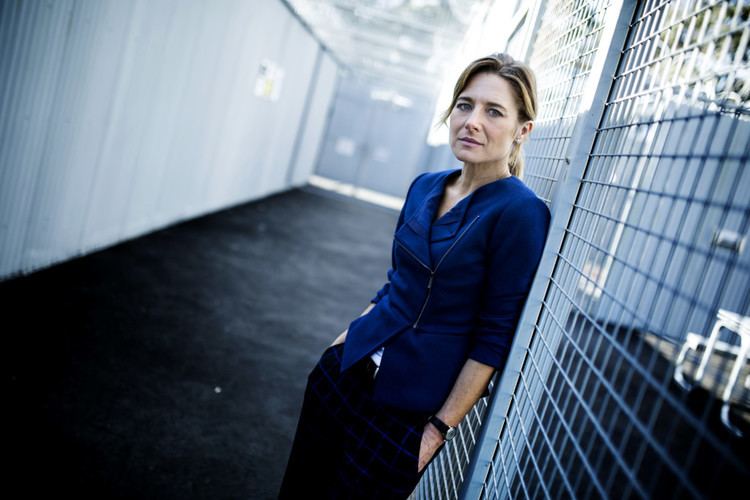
[286,0,493,98]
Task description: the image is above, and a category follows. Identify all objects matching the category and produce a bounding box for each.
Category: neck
[454,162,511,194]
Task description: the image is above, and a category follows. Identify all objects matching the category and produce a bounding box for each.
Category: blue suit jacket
[340,167,551,413]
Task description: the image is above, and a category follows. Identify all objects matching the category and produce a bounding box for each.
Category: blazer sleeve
[370,172,429,304]
[467,196,551,369]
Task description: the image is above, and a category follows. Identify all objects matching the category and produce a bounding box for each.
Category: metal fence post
[460,1,638,498]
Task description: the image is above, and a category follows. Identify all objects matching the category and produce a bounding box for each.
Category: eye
[488,108,503,117]
[456,102,471,111]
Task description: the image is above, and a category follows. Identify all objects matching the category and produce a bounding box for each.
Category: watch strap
[428,415,454,440]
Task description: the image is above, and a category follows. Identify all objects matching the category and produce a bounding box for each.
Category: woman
[279,53,550,499]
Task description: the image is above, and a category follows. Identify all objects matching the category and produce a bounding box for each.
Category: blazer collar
[395,168,519,269]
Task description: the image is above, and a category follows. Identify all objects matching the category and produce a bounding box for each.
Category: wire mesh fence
[412,1,749,498]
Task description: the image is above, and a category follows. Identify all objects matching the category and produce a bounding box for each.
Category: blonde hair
[438,53,537,178]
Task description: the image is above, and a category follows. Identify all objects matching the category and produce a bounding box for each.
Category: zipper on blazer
[433,215,481,272]
[394,238,431,272]
[394,238,434,329]
[413,272,434,328]
[396,215,481,330]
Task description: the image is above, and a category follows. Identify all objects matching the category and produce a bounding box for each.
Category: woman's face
[448,72,532,169]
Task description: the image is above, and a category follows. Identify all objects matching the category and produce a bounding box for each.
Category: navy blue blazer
[340,167,551,414]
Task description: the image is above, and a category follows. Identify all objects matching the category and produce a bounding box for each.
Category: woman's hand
[329,329,348,348]
[417,422,445,473]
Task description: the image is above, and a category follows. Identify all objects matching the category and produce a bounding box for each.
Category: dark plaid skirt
[278,342,446,499]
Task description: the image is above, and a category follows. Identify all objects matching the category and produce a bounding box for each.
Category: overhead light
[370,89,393,101]
[398,35,414,50]
[410,0,441,7]
[370,88,413,108]
[392,95,413,108]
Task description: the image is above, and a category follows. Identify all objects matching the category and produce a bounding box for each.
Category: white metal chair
[673,309,750,437]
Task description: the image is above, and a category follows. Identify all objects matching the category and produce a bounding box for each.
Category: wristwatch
[428,415,457,441]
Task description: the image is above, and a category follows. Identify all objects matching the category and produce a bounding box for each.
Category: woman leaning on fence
[279,53,551,499]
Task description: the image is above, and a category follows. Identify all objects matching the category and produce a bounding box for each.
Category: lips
[459,137,482,145]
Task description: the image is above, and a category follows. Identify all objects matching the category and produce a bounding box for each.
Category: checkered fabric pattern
[279,342,445,499]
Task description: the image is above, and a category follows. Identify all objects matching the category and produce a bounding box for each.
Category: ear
[516,120,534,143]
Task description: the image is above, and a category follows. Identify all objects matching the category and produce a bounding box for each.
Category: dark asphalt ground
[6,185,398,499]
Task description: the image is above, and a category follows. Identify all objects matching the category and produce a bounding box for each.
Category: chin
[452,150,484,163]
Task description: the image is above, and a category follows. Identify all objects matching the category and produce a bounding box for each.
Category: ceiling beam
[315,27,436,59]
[351,65,440,99]
[318,0,464,41]
[333,45,443,83]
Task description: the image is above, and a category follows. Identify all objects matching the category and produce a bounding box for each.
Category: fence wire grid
[411,1,749,499]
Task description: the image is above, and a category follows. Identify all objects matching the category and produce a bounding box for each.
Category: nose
[464,108,481,131]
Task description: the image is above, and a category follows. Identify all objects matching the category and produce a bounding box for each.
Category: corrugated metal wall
[0,0,338,280]
[314,75,437,197]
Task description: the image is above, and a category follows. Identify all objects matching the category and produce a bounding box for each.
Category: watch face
[445,427,457,440]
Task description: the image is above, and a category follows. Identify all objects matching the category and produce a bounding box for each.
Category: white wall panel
[288,52,338,186]
[261,17,317,192]
[0,0,338,280]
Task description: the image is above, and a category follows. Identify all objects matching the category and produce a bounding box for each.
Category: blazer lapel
[394,206,434,270]
[391,170,449,269]
[430,193,472,242]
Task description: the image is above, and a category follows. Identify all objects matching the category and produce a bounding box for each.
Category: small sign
[254,59,284,101]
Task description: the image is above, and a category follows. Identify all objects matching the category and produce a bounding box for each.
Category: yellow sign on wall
[254,59,284,101]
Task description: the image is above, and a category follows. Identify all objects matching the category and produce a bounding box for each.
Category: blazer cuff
[370,282,391,304]
[467,348,508,371]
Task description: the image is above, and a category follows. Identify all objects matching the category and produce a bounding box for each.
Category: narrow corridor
[6,185,398,499]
